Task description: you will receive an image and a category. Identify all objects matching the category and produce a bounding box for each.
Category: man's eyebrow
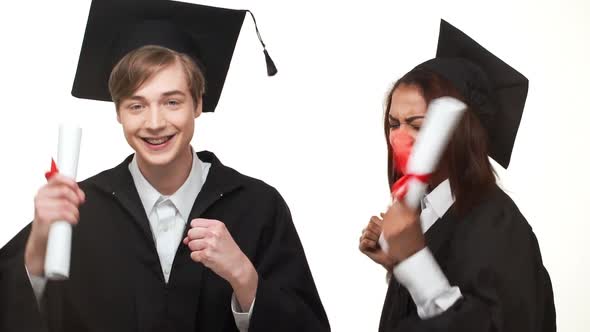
[162,90,186,97]
[125,95,147,101]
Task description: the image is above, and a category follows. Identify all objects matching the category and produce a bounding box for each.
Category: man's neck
[136,148,193,196]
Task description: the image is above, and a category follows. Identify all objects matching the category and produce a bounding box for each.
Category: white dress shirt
[128,152,209,284]
[28,151,254,331]
[392,179,463,319]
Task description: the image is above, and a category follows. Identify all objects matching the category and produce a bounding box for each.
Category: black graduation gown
[378,185,556,332]
[0,151,330,332]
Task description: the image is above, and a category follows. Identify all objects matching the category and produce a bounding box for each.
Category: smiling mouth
[142,135,175,146]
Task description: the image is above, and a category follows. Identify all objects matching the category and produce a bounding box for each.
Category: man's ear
[194,97,203,119]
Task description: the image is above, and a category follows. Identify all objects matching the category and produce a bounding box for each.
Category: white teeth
[144,136,172,145]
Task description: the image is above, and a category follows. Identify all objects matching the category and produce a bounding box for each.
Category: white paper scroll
[44,124,82,280]
[379,97,467,253]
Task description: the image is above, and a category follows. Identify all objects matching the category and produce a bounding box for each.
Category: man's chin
[134,149,175,168]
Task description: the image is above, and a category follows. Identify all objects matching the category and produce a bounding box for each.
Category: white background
[1,0,589,330]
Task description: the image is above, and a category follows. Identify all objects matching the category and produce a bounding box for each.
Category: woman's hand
[381,200,425,264]
[359,215,395,272]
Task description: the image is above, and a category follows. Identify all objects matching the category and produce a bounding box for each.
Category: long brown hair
[384,68,496,214]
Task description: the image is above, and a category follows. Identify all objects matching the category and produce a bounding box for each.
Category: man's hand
[183,218,258,311]
[25,174,85,276]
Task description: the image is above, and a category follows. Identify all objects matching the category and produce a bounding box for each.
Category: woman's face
[388,84,427,173]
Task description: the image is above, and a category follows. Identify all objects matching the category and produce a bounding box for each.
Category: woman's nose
[390,128,415,145]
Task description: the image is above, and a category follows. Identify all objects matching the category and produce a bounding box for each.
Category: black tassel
[247,10,277,76]
[264,49,278,76]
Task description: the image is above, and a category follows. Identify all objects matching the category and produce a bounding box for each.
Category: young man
[0,1,329,331]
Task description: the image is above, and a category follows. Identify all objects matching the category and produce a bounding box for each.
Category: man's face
[117,60,201,169]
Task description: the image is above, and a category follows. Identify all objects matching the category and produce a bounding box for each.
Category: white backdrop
[1,0,589,331]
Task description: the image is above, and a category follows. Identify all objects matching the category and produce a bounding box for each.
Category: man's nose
[146,106,166,130]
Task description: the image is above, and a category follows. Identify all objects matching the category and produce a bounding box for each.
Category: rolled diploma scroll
[379,97,467,253]
[44,125,82,280]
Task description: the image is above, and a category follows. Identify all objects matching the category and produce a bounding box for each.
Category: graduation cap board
[71,0,277,113]
[415,20,528,169]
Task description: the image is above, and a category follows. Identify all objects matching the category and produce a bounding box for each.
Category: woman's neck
[428,168,448,192]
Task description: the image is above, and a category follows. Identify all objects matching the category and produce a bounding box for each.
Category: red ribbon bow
[391,173,431,200]
[44,158,59,181]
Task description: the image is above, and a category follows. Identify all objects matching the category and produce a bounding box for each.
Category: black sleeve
[387,201,555,332]
[248,190,330,332]
[0,224,48,332]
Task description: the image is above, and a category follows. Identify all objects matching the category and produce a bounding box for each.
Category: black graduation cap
[415,20,528,169]
[71,0,277,113]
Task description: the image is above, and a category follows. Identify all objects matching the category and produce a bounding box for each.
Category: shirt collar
[129,157,161,219]
[128,148,208,221]
[168,152,207,220]
[423,179,454,219]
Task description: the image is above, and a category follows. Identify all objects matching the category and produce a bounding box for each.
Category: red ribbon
[391,173,431,200]
[44,158,59,180]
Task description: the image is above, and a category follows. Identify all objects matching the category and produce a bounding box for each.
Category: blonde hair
[108,45,205,109]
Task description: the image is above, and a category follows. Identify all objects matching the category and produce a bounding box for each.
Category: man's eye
[166,100,180,106]
[129,104,143,111]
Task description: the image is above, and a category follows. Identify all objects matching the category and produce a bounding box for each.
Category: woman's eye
[389,122,400,129]
[407,118,424,130]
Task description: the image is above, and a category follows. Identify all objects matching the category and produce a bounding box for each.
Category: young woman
[359,20,556,331]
